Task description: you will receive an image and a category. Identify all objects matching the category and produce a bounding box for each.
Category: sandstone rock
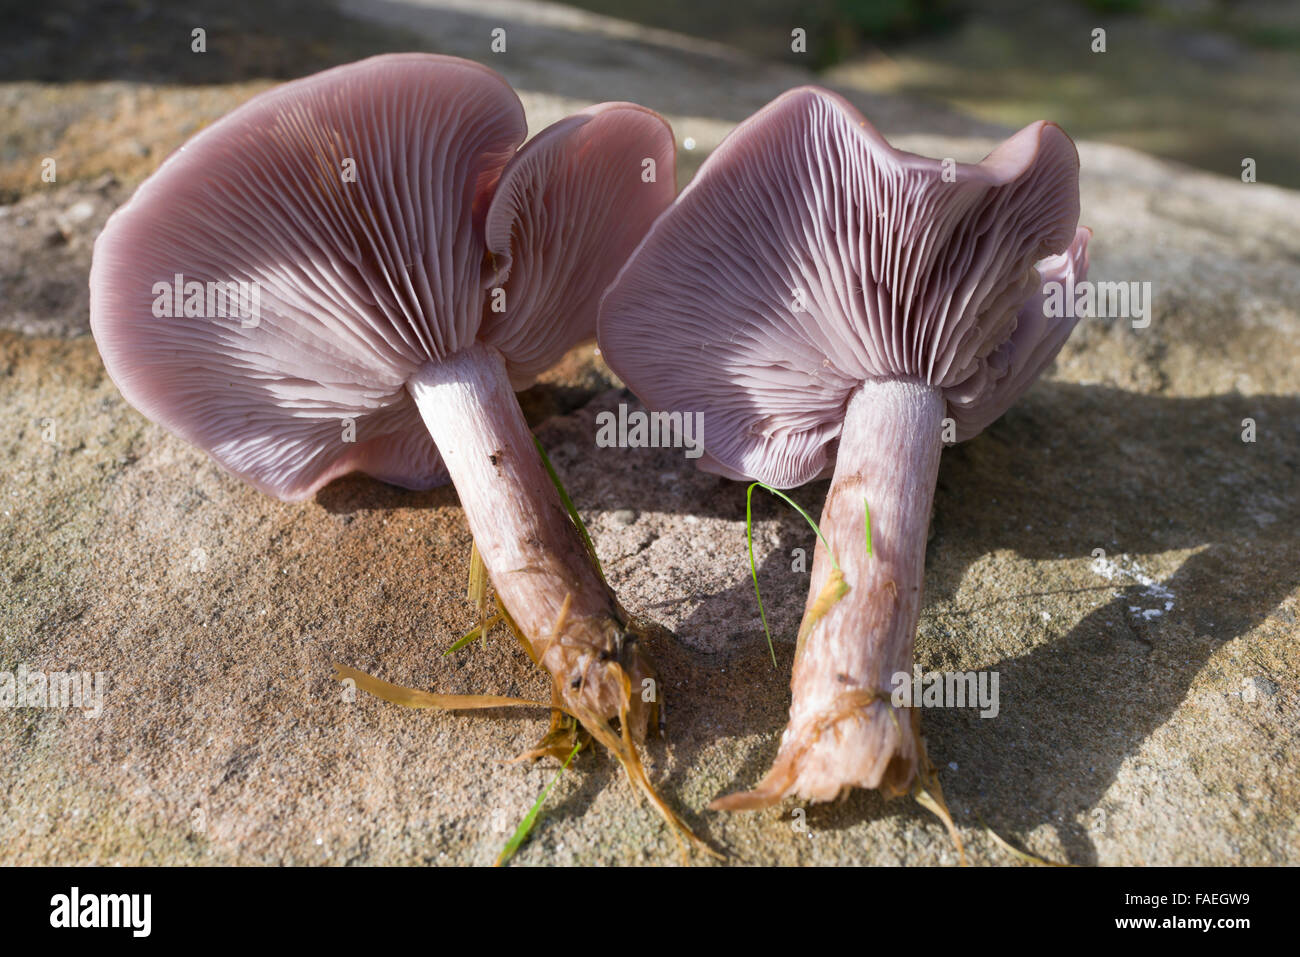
[1,1,1295,866]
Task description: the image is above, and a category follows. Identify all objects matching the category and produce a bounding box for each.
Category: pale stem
[406,341,651,729]
[716,376,945,808]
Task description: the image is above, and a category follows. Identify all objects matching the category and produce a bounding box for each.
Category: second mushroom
[599,87,1091,809]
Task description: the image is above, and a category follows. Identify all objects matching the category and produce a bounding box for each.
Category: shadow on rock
[661,385,1298,858]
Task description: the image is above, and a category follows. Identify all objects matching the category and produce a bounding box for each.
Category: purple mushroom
[598,86,1091,810]
[90,54,704,845]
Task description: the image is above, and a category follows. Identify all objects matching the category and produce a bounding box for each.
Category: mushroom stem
[714,377,945,809]
[406,341,660,742]
[408,343,715,854]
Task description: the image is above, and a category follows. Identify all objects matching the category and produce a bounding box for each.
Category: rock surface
[1,1,1296,865]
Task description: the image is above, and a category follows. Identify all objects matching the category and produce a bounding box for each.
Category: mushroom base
[713,377,945,810]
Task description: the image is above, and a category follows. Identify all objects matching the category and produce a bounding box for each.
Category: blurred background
[2,0,1297,197]
[574,0,1300,186]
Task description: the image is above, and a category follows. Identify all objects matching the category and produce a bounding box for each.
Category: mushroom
[598,86,1091,809]
[89,54,701,844]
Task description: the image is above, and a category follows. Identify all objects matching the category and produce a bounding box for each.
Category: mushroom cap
[482,101,677,389]
[90,54,675,501]
[598,86,1088,488]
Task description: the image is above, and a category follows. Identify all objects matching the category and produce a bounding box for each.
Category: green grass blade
[746,483,778,668]
[864,496,873,557]
[496,741,581,866]
[442,613,503,657]
[753,482,840,571]
[533,434,605,584]
[746,481,845,668]
[444,625,483,657]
